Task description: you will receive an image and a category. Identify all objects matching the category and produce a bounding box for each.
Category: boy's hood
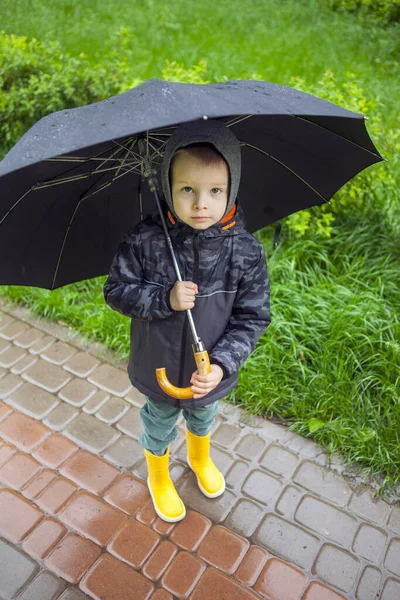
[158,119,241,224]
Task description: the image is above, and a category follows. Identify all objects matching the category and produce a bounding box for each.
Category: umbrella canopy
[0,78,384,289]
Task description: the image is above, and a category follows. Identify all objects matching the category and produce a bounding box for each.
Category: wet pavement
[0,297,399,600]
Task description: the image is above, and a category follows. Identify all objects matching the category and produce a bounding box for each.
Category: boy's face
[170,150,229,230]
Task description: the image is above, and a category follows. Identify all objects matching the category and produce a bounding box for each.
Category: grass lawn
[1,0,399,493]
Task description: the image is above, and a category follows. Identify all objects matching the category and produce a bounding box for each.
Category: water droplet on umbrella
[203,115,208,120]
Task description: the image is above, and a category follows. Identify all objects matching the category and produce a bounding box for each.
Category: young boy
[104,119,270,522]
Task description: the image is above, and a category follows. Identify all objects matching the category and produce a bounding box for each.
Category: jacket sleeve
[209,244,270,378]
[103,232,175,321]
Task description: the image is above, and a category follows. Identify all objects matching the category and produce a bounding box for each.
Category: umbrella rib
[225,115,253,127]
[243,142,330,203]
[51,161,142,288]
[293,115,384,161]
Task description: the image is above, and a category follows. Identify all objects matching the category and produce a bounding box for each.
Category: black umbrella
[0,78,384,291]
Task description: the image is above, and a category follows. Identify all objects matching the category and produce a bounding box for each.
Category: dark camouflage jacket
[103,202,270,409]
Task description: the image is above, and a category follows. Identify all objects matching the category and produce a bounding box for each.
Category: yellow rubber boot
[186,428,225,498]
[144,447,186,522]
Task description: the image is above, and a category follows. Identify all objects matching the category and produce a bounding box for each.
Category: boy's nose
[194,193,208,209]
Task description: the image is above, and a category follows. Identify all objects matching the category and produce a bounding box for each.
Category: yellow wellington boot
[144,446,186,523]
[186,428,225,498]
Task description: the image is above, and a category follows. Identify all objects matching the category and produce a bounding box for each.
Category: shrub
[326,0,400,24]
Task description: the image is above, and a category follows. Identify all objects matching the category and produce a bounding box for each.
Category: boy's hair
[169,143,231,194]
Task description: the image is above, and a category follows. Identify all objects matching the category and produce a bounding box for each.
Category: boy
[104,119,270,522]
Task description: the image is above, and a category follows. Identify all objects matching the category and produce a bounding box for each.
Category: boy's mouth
[192,216,209,220]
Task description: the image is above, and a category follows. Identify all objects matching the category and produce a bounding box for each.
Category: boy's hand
[190,364,224,399]
[170,281,198,311]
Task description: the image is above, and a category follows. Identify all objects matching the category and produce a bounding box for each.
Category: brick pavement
[0,299,399,600]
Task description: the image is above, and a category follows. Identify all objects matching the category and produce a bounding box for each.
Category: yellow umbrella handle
[156,349,211,399]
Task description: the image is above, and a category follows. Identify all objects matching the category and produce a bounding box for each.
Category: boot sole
[146,478,186,523]
[187,457,226,498]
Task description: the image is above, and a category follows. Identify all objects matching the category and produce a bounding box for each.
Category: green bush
[326,0,400,24]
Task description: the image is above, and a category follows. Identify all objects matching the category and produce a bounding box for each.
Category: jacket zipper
[178,234,200,389]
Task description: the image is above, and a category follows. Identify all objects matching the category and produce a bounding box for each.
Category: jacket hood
[158,119,241,224]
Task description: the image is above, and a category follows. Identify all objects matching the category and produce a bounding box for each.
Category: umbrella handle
[156,349,211,399]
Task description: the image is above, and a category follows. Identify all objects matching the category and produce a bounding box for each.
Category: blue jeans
[139,396,219,456]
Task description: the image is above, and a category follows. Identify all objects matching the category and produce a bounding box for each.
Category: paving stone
[0,372,24,399]
[170,510,212,551]
[0,365,6,379]
[116,405,143,438]
[161,551,206,598]
[0,537,39,598]
[136,498,158,526]
[0,320,29,340]
[63,351,100,377]
[381,577,400,600]
[45,532,101,584]
[58,377,98,407]
[82,390,110,414]
[63,412,120,452]
[294,495,358,547]
[225,459,251,490]
[0,442,17,465]
[0,338,11,353]
[0,411,51,451]
[260,443,300,478]
[275,484,303,517]
[43,403,79,430]
[0,489,44,542]
[103,433,143,468]
[60,490,127,546]
[355,566,383,600]
[170,461,190,484]
[11,353,38,374]
[387,508,400,535]
[190,567,260,600]
[104,473,149,516]
[348,489,391,526]
[0,344,27,368]
[303,581,348,599]
[212,423,243,448]
[108,518,160,568]
[234,433,267,460]
[132,457,149,481]
[96,395,130,424]
[0,451,42,489]
[88,363,132,397]
[13,327,45,348]
[234,545,269,587]
[60,448,120,494]
[22,359,72,393]
[224,498,265,538]
[59,590,89,600]
[22,469,57,500]
[312,543,360,593]
[15,569,66,600]
[7,382,60,419]
[36,477,79,514]
[32,432,78,469]
[80,552,154,599]
[253,513,320,570]
[151,590,173,600]
[0,402,13,421]
[254,557,308,600]
[22,517,68,560]
[178,474,237,522]
[153,516,176,537]
[294,461,352,507]
[142,540,178,582]
[242,469,283,506]
[352,523,387,563]
[197,525,249,574]
[29,335,56,354]
[40,341,77,365]
[125,385,147,407]
[384,538,400,577]
[0,312,15,330]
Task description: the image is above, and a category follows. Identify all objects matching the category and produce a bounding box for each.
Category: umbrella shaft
[148,179,200,346]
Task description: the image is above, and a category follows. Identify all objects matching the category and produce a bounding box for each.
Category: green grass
[1,0,400,493]
[2,0,399,129]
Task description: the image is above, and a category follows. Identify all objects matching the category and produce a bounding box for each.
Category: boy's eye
[182,186,193,193]
[211,188,221,194]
